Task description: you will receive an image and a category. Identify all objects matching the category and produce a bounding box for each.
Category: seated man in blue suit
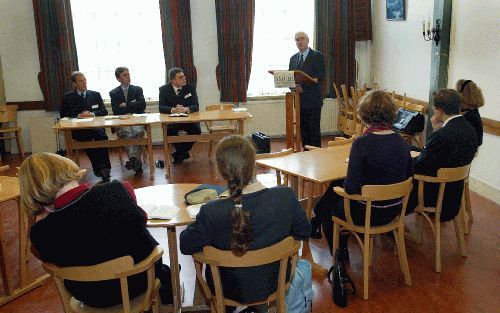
[109,67,146,175]
[158,67,201,164]
[60,71,111,182]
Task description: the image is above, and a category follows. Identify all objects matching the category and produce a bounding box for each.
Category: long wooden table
[54,115,158,179]
[0,176,50,306]
[159,110,252,178]
[137,184,204,313]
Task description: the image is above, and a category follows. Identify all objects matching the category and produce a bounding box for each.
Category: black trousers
[166,123,201,155]
[299,106,322,148]
[71,129,111,175]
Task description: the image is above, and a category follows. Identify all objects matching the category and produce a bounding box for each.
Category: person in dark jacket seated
[19,153,173,308]
[110,67,147,175]
[180,135,310,311]
[311,90,413,259]
[456,79,485,146]
[407,89,478,221]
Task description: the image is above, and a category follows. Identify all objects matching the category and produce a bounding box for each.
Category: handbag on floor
[328,249,356,307]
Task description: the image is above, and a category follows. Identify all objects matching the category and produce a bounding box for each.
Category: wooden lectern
[269,70,316,152]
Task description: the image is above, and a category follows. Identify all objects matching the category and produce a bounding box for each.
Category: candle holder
[423,19,441,46]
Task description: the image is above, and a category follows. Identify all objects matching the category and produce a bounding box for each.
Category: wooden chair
[333,83,347,135]
[0,105,25,159]
[350,87,365,136]
[42,246,164,313]
[414,165,470,272]
[192,237,300,313]
[205,104,238,157]
[462,172,472,235]
[340,84,357,136]
[332,177,414,300]
[255,148,293,187]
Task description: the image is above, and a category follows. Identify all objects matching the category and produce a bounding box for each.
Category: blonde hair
[456,79,484,109]
[19,153,85,214]
[215,135,255,256]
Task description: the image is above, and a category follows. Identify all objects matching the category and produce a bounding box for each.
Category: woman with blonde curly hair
[456,79,485,146]
[19,153,173,307]
[311,90,413,258]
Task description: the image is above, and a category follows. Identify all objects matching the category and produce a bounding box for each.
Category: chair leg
[434,218,441,273]
[118,147,125,166]
[16,130,25,158]
[363,235,370,300]
[416,214,424,245]
[152,293,160,313]
[369,236,374,267]
[454,210,467,257]
[332,223,340,255]
[461,194,469,235]
[393,230,400,257]
[396,228,412,286]
[464,181,472,222]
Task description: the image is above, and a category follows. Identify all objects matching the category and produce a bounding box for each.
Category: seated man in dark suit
[60,71,111,182]
[158,67,201,164]
[109,67,146,175]
[407,89,478,221]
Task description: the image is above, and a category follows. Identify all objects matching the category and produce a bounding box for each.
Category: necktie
[79,93,85,104]
[123,88,128,102]
[176,88,182,96]
[298,53,304,69]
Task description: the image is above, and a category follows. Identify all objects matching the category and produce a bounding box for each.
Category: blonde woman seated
[456,79,484,146]
[311,90,413,258]
[19,153,173,308]
[180,135,310,310]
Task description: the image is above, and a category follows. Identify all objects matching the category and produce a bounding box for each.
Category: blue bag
[285,259,313,313]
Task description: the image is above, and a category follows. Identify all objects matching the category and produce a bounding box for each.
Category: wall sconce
[422,19,441,46]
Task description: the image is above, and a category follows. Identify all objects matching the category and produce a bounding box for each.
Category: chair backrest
[334,177,413,229]
[0,105,19,124]
[333,83,344,109]
[327,136,355,147]
[43,246,163,313]
[192,237,299,313]
[255,148,293,160]
[413,164,470,217]
[206,103,235,111]
[341,84,354,112]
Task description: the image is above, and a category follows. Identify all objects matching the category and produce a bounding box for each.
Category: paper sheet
[187,203,204,218]
[142,203,180,220]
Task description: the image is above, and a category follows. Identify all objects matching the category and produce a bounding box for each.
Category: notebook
[187,203,204,218]
[232,108,248,112]
[142,203,179,220]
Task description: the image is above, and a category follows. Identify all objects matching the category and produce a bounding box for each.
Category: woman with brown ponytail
[456,79,485,146]
[180,135,310,307]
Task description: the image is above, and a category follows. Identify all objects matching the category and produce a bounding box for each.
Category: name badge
[91,104,99,109]
[184,93,192,98]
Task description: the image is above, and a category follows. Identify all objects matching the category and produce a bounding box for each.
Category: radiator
[29,116,59,154]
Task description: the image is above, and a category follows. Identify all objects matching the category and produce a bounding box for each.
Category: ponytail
[228,179,252,256]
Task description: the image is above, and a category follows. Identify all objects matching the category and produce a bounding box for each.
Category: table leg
[18,199,28,287]
[63,130,74,161]
[167,227,182,313]
[238,120,244,135]
[162,124,171,179]
[146,125,155,180]
[0,206,13,295]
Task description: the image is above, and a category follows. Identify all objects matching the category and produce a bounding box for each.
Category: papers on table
[133,113,149,117]
[187,203,204,218]
[232,108,248,112]
[169,113,189,117]
[73,118,94,122]
[104,115,120,119]
[142,203,179,220]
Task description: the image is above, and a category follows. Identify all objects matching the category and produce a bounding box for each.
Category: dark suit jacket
[288,48,325,109]
[412,116,478,221]
[109,85,146,115]
[158,83,199,114]
[462,109,483,146]
[60,90,108,118]
[179,187,310,303]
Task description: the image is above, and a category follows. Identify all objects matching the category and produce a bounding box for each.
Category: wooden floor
[0,138,499,313]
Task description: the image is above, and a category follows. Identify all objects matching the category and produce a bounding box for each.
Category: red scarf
[363,124,392,135]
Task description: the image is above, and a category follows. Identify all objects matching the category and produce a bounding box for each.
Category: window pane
[71,0,165,100]
[247,0,315,97]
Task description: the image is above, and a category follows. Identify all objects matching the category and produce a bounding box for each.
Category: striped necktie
[298,53,304,69]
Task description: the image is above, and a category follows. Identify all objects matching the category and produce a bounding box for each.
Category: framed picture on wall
[386,0,405,21]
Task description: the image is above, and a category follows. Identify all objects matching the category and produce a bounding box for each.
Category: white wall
[370,0,433,99]
[448,0,500,203]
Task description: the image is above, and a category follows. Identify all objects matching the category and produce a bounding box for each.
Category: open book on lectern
[268,70,316,88]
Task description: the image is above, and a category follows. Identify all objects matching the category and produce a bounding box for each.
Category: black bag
[328,249,356,307]
[392,108,425,135]
[252,132,270,154]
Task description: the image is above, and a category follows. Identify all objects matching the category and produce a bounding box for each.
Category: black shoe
[338,247,350,262]
[134,168,143,176]
[132,157,142,172]
[310,216,322,239]
[173,153,184,164]
[184,152,190,160]
[99,167,111,182]
[125,157,135,170]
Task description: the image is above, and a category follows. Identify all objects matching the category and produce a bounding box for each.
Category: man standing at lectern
[289,31,325,148]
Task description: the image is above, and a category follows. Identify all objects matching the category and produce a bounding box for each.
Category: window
[247,0,315,98]
[71,0,165,100]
